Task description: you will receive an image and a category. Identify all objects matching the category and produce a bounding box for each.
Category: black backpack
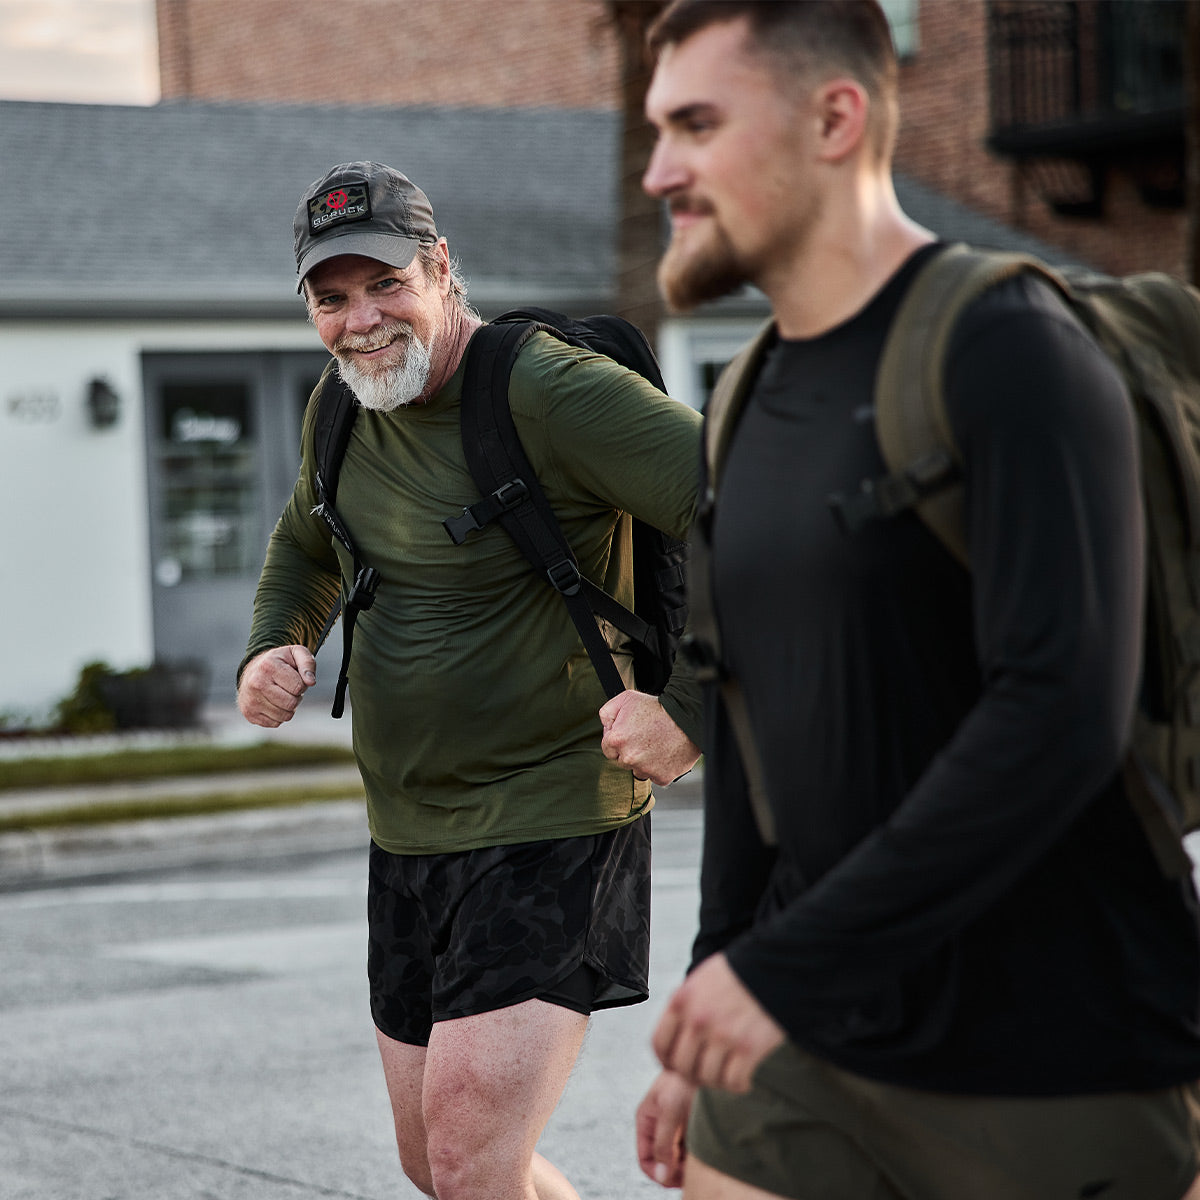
[310,306,688,719]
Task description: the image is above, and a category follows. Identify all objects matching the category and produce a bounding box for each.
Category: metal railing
[988,0,1184,138]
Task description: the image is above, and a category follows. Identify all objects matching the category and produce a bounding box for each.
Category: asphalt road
[0,807,703,1200]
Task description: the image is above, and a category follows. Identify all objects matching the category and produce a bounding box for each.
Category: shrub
[53,661,118,734]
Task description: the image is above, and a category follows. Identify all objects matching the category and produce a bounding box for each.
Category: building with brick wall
[0,1,1187,719]
[0,93,1066,719]
[895,1,1187,279]
[156,0,1190,278]
[156,0,623,111]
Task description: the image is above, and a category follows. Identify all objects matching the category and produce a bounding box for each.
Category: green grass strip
[0,742,357,791]
[0,784,365,833]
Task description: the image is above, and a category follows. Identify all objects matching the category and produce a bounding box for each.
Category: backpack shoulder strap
[687,318,780,847]
[481,313,684,696]
[703,318,776,488]
[310,365,380,718]
[451,321,629,699]
[873,243,1062,567]
[313,365,359,509]
[492,307,668,392]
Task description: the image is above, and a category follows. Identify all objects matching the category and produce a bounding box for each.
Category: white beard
[336,330,434,412]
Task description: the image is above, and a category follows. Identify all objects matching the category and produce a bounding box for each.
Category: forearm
[239,509,342,682]
[657,627,703,748]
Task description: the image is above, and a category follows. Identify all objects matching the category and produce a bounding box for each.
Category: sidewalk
[0,702,700,888]
[0,702,354,887]
[0,698,355,761]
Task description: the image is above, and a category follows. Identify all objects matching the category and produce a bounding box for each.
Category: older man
[238,161,702,1200]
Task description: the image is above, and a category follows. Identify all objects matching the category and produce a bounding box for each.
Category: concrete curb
[0,769,702,890]
[0,764,365,819]
[0,800,370,889]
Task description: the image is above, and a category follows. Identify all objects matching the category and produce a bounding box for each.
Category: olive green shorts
[688,1040,1200,1200]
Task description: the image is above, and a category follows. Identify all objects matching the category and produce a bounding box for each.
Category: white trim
[658,317,767,411]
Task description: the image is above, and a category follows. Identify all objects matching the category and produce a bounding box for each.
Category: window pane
[155,382,261,579]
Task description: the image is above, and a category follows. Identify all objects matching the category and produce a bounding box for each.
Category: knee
[398,1146,436,1198]
[423,1106,521,1200]
[423,1126,486,1200]
[391,1120,436,1197]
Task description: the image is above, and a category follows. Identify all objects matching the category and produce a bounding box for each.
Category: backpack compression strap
[861,245,1057,563]
[445,320,628,699]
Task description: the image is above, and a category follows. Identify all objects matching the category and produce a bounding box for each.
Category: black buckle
[492,479,529,509]
[345,566,381,613]
[828,451,960,537]
[443,479,530,544]
[546,557,581,597]
[828,481,888,536]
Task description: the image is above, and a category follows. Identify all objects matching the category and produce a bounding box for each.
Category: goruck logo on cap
[308,181,371,236]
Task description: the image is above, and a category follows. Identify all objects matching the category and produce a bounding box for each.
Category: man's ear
[815,78,870,163]
[433,238,453,297]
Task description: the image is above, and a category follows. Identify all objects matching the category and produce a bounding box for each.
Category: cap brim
[296,229,421,292]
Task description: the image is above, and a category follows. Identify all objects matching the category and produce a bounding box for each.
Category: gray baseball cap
[293,161,439,290]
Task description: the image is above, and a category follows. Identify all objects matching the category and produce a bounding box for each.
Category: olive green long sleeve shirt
[243,331,703,853]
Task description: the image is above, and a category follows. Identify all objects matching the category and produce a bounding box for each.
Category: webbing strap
[332,607,357,720]
[873,244,1054,566]
[688,321,780,846]
[312,463,380,718]
[581,577,655,649]
[311,369,373,719]
[686,517,777,846]
[455,322,629,699]
[1123,748,1194,878]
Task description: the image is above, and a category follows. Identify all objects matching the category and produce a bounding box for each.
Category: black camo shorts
[367,816,651,1046]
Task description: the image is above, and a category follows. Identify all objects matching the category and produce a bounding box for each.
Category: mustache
[667,195,715,218]
[334,321,413,355]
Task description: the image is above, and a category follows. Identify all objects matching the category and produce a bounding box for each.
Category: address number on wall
[6,392,62,423]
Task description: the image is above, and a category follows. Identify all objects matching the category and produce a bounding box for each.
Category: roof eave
[0,279,617,322]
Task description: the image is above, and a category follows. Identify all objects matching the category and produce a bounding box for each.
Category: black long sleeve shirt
[699,244,1200,1095]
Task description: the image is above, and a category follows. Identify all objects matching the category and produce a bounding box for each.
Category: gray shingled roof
[1,98,1076,320]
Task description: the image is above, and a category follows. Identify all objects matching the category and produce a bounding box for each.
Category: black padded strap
[456,322,628,699]
[314,369,359,507]
[311,367,376,717]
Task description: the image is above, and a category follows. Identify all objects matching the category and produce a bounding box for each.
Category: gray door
[143,351,330,702]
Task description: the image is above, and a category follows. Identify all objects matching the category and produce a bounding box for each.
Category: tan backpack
[689,244,1200,873]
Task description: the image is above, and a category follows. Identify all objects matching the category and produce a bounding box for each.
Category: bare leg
[376,998,587,1200]
[683,1154,791,1200]
[375,1030,435,1196]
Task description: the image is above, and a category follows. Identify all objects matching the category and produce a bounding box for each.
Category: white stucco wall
[0,315,322,721]
[0,312,759,722]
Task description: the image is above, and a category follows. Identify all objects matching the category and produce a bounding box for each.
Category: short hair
[648,0,899,158]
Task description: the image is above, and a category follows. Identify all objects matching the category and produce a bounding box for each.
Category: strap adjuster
[828,450,960,536]
[346,566,381,612]
[443,479,531,544]
[546,557,581,597]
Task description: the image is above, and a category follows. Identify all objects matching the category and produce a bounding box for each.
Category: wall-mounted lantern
[87,377,121,429]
